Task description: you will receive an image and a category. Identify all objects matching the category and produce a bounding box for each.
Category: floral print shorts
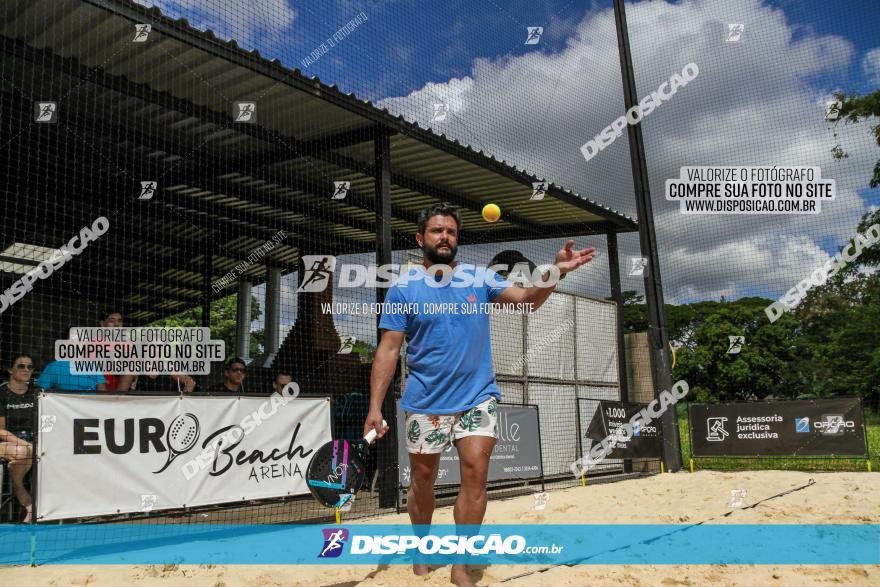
[403,397,498,454]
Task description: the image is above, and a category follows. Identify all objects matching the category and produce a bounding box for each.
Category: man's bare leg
[451,435,495,587]
[407,451,440,576]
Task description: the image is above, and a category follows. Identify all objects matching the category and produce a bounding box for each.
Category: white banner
[37,394,331,521]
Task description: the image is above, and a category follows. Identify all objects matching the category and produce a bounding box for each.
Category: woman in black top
[0,353,39,522]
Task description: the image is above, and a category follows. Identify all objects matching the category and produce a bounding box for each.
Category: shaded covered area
[0,0,636,381]
[0,0,638,512]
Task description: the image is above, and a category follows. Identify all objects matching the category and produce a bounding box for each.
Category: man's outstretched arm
[495,240,597,311]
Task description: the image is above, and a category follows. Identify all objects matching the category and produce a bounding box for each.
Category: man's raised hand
[555,240,597,275]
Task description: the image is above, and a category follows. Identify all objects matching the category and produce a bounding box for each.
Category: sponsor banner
[689,397,866,457]
[1,524,876,565]
[396,403,542,487]
[37,394,331,520]
[584,400,662,459]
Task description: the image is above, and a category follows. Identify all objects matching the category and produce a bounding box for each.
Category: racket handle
[364,420,388,444]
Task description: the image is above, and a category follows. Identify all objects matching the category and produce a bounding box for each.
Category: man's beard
[423,241,457,264]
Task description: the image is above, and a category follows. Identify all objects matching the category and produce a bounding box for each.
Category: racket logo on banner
[154,413,200,473]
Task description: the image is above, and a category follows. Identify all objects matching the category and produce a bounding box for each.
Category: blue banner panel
[1,524,877,566]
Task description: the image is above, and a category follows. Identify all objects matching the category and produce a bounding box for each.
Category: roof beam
[79,0,637,232]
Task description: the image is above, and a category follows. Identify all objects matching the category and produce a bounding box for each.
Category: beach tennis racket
[306,420,387,508]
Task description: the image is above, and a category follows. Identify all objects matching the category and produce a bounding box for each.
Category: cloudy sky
[138,0,880,343]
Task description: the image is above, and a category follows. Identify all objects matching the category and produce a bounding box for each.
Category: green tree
[350,339,376,364]
[794,274,880,399]
[150,294,264,359]
[793,209,880,400]
[672,297,802,402]
[856,208,880,269]
[829,88,880,187]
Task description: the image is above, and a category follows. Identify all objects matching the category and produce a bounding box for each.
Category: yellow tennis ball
[482,203,501,223]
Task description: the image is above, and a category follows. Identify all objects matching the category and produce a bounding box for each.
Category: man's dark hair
[7,353,33,368]
[418,203,461,235]
[98,309,123,322]
[488,250,537,278]
[225,357,246,370]
[273,368,292,382]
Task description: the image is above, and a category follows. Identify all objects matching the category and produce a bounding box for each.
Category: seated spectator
[36,359,106,391]
[206,358,247,393]
[271,368,294,395]
[116,372,196,394]
[0,353,39,522]
[97,309,124,392]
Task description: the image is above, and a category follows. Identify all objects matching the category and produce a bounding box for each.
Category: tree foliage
[616,208,880,404]
[149,294,264,359]
[829,88,880,188]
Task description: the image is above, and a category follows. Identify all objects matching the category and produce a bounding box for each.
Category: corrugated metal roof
[0,0,637,322]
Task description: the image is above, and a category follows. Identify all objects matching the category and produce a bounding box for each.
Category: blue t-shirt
[379,263,511,414]
[36,361,107,391]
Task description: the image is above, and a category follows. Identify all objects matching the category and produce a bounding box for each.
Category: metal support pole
[607,232,629,401]
[375,129,398,508]
[264,266,282,357]
[235,280,253,361]
[201,254,212,329]
[607,231,632,473]
[613,0,681,471]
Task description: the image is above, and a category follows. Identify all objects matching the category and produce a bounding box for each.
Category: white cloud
[137,0,296,52]
[377,0,876,303]
[863,47,880,85]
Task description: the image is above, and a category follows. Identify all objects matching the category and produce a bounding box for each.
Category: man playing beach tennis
[363,202,596,587]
